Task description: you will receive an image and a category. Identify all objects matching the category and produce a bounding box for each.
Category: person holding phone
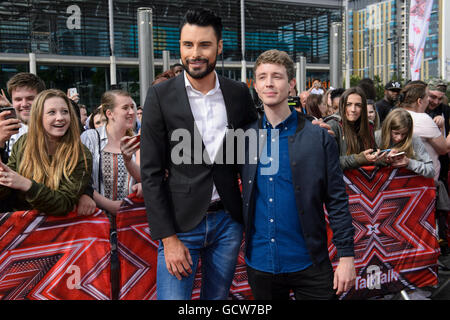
[81,90,140,215]
[327,87,386,170]
[375,108,434,178]
[67,87,80,104]
[0,73,46,164]
[309,79,324,95]
[0,103,20,163]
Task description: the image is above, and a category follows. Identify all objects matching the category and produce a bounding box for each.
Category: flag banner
[0,167,440,300]
[0,210,111,300]
[409,0,434,80]
[327,167,440,299]
[115,194,254,300]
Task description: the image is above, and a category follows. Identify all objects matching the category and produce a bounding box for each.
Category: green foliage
[350,74,361,87]
[372,75,385,101]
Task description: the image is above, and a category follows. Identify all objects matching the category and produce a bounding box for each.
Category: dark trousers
[247,259,337,300]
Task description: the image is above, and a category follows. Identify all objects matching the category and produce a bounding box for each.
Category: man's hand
[311,119,335,137]
[0,89,12,107]
[0,110,21,147]
[333,256,356,295]
[162,235,193,280]
[75,194,97,216]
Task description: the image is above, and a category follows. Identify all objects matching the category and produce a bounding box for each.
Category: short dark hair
[180,9,222,41]
[171,63,183,69]
[330,88,345,101]
[7,72,45,96]
[357,78,377,100]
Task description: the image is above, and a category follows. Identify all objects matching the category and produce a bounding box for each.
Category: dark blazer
[140,72,257,240]
[240,113,355,265]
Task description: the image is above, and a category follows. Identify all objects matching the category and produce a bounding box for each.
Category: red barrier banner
[0,167,440,300]
[116,195,254,300]
[327,167,440,299]
[0,210,111,300]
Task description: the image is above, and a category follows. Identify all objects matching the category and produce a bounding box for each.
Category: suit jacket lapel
[218,75,237,128]
[247,119,264,183]
[174,73,196,133]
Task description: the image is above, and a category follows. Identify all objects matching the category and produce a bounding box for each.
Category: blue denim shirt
[245,110,312,274]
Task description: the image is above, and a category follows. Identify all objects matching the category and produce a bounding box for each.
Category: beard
[182,55,217,79]
[386,93,398,104]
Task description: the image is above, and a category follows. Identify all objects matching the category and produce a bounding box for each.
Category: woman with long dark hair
[327,87,386,170]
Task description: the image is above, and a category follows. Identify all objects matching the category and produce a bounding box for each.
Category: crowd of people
[0,8,448,301]
[290,76,450,252]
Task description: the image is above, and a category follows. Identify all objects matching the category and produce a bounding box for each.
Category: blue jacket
[240,113,355,266]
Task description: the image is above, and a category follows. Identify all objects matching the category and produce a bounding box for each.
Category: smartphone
[0,106,17,120]
[68,87,78,96]
[389,151,405,158]
[372,148,391,155]
[132,134,141,143]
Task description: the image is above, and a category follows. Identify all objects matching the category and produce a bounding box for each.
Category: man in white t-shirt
[406,110,442,181]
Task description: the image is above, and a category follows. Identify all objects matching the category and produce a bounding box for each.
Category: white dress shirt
[184,71,227,201]
[8,123,28,155]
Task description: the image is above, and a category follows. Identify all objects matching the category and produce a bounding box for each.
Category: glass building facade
[0,0,342,108]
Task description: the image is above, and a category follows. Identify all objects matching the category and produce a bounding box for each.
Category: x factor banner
[327,167,440,299]
[116,194,253,300]
[0,166,441,300]
[0,210,111,300]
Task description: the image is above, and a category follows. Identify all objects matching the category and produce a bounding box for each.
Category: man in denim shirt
[241,50,356,300]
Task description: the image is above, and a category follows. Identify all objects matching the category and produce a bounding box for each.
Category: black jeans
[247,259,337,300]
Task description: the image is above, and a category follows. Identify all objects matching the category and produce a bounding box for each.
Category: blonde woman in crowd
[0,89,92,215]
[375,108,434,178]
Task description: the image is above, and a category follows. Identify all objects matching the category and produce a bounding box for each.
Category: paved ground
[395,253,450,300]
[371,252,450,300]
[429,254,450,300]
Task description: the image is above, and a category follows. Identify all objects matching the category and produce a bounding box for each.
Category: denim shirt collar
[262,106,297,130]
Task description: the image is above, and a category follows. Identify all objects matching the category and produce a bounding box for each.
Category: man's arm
[140,86,193,280]
[140,85,175,239]
[323,131,356,295]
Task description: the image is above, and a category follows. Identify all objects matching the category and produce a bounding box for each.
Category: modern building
[348,0,444,84]
[0,0,343,109]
